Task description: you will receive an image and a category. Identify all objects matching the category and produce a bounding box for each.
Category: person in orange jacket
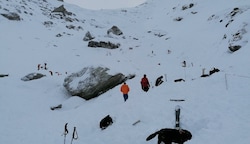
[120,82,130,102]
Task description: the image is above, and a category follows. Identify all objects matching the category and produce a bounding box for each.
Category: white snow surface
[1,0,250,144]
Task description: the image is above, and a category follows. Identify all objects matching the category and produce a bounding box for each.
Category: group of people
[120,74,164,102]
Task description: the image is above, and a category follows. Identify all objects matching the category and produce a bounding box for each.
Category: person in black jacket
[155,76,163,86]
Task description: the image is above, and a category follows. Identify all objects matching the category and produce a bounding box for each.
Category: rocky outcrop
[208,7,249,53]
[88,41,120,49]
[52,5,66,14]
[52,5,72,16]
[229,45,241,52]
[63,66,135,100]
[107,26,123,35]
[1,12,21,21]
[21,73,46,81]
[83,31,95,41]
[181,3,194,10]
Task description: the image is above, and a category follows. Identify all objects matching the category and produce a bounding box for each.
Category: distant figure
[141,74,150,92]
[44,63,47,70]
[49,71,53,76]
[182,61,186,67]
[37,64,41,70]
[120,82,130,102]
[155,76,164,86]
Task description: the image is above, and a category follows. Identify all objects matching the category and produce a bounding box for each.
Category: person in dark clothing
[141,74,150,92]
[155,76,164,86]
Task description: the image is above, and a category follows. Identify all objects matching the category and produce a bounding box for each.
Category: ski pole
[71,127,78,144]
[63,123,68,144]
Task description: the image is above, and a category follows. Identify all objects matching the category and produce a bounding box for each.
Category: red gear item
[141,77,149,87]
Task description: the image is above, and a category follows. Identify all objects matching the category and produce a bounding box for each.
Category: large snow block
[63,66,132,100]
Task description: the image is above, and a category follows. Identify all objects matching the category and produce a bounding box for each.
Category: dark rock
[52,5,66,13]
[88,41,120,49]
[182,3,194,10]
[52,5,71,16]
[229,45,241,52]
[230,7,240,17]
[83,31,95,41]
[107,26,123,35]
[174,17,183,21]
[21,73,46,81]
[1,12,21,21]
[43,21,53,27]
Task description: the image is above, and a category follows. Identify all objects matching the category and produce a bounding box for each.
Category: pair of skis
[175,105,181,129]
[170,99,184,129]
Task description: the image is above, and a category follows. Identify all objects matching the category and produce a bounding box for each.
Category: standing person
[141,74,150,92]
[120,82,130,102]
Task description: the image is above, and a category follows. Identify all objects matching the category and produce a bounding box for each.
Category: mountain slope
[1,0,250,144]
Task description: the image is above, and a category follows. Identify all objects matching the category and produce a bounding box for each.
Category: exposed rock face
[52,5,66,14]
[229,45,241,52]
[43,21,53,27]
[88,41,120,49]
[208,7,249,53]
[52,5,72,16]
[107,26,123,35]
[83,31,95,41]
[63,66,134,100]
[1,12,21,20]
[21,73,46,81]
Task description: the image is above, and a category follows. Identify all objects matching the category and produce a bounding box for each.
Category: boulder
[229,45,241,52]
[52,5,71,16]
[1,12,21,21]
[83,31,95,41]
[21,73,46,81]
[52,5,66,13]
[43,21,53,27]
[107,26,123,35]
[63,66,134,100]
[88,41,120,49]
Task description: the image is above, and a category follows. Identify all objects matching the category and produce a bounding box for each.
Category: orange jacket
[120,83,130,94]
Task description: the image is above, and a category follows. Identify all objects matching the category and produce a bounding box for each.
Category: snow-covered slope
[1,0,250,144]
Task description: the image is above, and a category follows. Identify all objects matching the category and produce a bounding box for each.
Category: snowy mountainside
[1,0,250,144]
